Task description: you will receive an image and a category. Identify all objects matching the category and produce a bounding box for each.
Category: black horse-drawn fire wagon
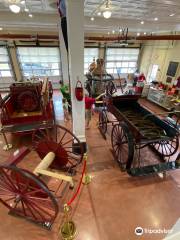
[98,93,180,176]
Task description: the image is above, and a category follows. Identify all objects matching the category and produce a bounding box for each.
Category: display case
[147,87,174,110]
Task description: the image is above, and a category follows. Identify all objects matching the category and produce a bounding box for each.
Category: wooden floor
[0,93,179,240]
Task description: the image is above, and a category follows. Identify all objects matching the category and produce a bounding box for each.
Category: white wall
[139,40,180,84]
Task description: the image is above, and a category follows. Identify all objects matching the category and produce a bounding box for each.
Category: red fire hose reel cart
[0,78,55,149]
[0,124,86,229]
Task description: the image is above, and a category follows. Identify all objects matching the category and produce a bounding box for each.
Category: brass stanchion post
[60,204,77,240]
[0,127,12,151]
[82,153,92,185]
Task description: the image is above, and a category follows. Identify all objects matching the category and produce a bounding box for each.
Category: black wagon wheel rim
[99,111,107,135]
[0,165,58,225]
[152,135,179,157]
[32,125,84,170]
[111,123,134,169]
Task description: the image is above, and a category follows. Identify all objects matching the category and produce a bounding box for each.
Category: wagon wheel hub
[15,194,22,202]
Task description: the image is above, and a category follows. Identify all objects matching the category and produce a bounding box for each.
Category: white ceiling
[0,0,56,13]
[84,0,180,34]
[84,0,180,21]
[0,0,179,34]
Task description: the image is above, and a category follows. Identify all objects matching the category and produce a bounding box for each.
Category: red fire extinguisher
[75,79,83,101]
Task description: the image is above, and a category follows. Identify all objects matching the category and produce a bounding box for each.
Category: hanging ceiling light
[9,4,20,13]
[8,0,21,13]
[103,0,112,19]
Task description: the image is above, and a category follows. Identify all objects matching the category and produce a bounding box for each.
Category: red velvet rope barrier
[67,159,86,206]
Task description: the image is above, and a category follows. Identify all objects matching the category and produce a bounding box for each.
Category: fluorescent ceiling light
[20,0,25,4]
[29,14,33,17]
[154,17,158,21]
[141,21,144,24]
[169,13,175,17]
[90,17,94,21]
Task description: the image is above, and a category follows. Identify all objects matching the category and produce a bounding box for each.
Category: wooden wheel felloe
[111,123,134,170]
[0,165,58,227]
[98,110,108,138]
[151,135,179,157]
[32,125,84,171]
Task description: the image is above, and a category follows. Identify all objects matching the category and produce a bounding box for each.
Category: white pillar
[66,0,85,143]
[59,21,69,85]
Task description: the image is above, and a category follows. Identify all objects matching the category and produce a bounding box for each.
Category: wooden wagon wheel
[17,90,39,112]
[151,135,179,157]
[98,110,108,138]
[0,165,58,228]
[111,122,134,170]
[32,125,84,171]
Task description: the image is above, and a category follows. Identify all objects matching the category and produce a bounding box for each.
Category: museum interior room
[0,0,180,240]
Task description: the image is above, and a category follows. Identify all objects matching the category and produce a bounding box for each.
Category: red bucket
[75,80,83,101]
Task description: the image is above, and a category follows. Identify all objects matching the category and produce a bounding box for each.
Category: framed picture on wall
[166,61,179,77]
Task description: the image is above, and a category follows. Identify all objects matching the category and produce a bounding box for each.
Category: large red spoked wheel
[0,165,58,228]
[111,123,134,170]
[32,125,84,171]
[17,90,39,112]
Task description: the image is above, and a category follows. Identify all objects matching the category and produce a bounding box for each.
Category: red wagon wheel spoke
[0,169,18,192]
[23,199,39,221]
[25,188,44,196]
[28,197,55,211]
[26,198,53,219]
[0,182,15,193]
[58,131,68,145]
[60,138,74,147]
[20,199,27,217]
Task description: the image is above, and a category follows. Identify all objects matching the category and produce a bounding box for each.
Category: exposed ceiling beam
[0,33,180,41]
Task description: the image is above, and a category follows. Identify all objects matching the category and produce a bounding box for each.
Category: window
[148,64,159,82]
[106,48,139,75]
[17,47,61,78]
[0,47,14,80]
[84,48,99,74]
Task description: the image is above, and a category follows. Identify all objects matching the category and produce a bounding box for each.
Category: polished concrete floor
[0,93,179,240]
